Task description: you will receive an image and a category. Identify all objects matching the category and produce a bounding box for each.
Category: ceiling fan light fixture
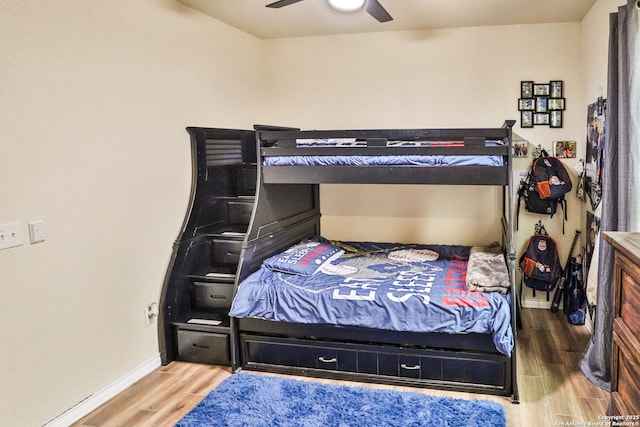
[328,0,366,12]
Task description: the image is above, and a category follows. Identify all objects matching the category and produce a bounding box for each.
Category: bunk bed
[229,120,519,403]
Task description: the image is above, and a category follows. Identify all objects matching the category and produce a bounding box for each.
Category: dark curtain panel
[579,0,639,391]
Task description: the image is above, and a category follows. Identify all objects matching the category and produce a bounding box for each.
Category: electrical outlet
[28,220,46,244]
[144,302,159,326]
[0,221,24,250]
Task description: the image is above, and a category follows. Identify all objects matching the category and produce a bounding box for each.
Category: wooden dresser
[603,232,640,417]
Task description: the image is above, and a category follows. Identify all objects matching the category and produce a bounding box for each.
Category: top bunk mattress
[229,238,514,356]
[262,140,506,167]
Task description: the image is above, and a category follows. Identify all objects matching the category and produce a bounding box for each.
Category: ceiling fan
[266,0,393,23]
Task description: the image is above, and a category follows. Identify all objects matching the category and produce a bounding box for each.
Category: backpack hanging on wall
[517,150,572,231]
[519,227,562,302]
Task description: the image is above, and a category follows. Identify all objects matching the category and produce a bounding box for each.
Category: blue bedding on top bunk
[229,240,514,356]
[262,139,506,167]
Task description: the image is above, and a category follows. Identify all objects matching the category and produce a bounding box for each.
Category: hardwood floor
[72,308,609,427]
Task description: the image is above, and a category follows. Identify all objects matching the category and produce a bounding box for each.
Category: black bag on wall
[517,150,571,231]
[519,233,562,300]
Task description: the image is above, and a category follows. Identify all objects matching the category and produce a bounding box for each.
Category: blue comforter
[230,241,513,356]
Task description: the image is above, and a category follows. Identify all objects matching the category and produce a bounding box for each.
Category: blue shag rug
[175,373,506,427]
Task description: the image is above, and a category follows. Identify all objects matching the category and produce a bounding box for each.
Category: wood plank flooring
[72,308,609,427]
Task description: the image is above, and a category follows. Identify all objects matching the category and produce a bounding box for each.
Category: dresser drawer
[614,349,640,415]
[177,329,230,365]
[620,268,640,335]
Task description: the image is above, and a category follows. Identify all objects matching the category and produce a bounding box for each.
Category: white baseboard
[521,296,552,309]
[44,354,161,427]
[585,309,595,333]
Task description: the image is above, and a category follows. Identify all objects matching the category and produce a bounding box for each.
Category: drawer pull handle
[193,344,210,349]
[318,357,338,363]
[401,363,420,370]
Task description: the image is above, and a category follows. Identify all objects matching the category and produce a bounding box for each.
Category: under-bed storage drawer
[177,329,230,365]
[374,350,506,386]
[244,336,357,372]
[240,334,509,393]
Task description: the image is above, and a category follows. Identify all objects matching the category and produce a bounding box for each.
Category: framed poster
[585,100,606,210]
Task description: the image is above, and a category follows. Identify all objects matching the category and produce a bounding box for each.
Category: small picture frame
[521,81,534,98]
[549,98,566,110]
[550,110,563,128]
[534,83,550,96]
[554,140,576,158]
[513,140,529,158]
[521,111,533,128]
[536,96,548,113]
[518,98,535,111]
[534,112,550,125]
[550,80,563,98]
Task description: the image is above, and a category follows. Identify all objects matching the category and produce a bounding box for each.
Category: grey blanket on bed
[466,242,511,294]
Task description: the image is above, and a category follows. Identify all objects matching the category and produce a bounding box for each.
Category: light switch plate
[0,221,25,250]
[28,220,46,244]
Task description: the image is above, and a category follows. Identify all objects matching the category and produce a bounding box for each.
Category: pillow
[263,240,344,276]
[387,248,439,263]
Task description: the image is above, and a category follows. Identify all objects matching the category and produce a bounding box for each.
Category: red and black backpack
[517,150,572,231]
[519,231,562,301]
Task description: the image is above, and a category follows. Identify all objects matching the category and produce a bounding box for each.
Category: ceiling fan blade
[365,0,393,22]
[266,0,305,8]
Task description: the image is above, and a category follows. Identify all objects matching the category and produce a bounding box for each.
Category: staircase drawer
[177,329,230,365]
[228,200,253,225]
[212,239,242,264]
[192,282,234,310]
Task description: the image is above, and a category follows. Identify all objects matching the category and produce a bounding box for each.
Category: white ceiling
[177,0,597,39]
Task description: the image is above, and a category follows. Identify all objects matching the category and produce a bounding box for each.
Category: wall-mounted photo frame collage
[518,80,565,128]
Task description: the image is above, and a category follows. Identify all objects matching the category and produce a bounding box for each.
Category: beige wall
[0,1,622,426]
[0,1,263,426]
[582,0,624,102]
[262,24,586,295]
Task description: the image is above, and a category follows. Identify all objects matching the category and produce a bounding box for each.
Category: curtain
[579,0,640,391]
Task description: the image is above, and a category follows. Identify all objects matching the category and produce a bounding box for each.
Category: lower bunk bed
[229,237,518,402]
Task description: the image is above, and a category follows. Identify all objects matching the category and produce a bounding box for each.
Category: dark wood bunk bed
[230,120,520,403]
